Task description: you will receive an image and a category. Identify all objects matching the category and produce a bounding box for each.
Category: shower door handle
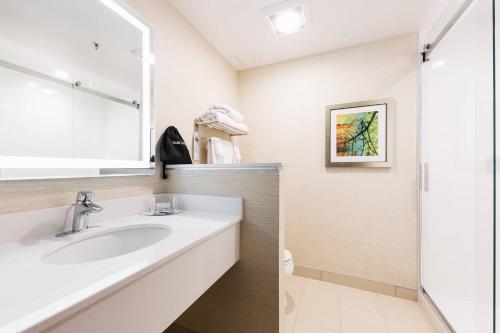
[422,163,429,192]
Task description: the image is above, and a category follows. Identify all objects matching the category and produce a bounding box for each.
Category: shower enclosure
[420,0,496,332]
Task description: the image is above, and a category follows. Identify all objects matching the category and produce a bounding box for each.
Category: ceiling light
[270,7,305,35]
[264,0,309,36]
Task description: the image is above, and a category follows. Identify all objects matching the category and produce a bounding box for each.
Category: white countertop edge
[3,214,243,333]
[165,163,282,170]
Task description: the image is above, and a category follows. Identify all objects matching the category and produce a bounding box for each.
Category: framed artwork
[326,99,393,167]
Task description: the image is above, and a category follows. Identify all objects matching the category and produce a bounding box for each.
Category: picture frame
[325,98,393,168]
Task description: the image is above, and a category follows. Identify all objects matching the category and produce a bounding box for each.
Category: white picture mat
[330,104,387,163]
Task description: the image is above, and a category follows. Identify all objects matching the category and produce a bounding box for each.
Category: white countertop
[0,211,242,332]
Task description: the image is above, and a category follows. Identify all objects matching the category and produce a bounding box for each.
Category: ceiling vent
[235,51,261,67]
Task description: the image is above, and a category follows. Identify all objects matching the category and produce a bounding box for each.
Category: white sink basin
[43,224,172,265]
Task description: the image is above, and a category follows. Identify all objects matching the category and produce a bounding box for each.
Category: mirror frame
[0,0,155,178]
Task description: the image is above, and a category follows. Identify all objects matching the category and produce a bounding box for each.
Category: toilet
[284,249,294,277]
[284,249,294,311]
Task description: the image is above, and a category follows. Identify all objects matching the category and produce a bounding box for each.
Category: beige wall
[0,0,238,214]
[238,33,419,289]
[127,0,238,146]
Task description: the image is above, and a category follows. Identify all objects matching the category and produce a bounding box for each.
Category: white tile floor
[285,276,437,333]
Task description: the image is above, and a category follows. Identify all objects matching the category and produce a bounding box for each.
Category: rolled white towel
[196,111,249,134]
[195,111,220,123]
[210,104,245,123]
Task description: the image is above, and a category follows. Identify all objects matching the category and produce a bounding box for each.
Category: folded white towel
[192,131,200,162]
[210,104,245,123]
[196,111,249,134]
[206,137,241,164]
[231,137,241,163]
[207,138,215,164]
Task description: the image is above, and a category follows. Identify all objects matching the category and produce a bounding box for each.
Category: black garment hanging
[158,126,192,179]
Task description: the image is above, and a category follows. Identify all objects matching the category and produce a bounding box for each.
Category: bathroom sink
[42,224,172,265]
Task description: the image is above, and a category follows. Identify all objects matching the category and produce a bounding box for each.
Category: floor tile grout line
[338,283,342,333]
[376,294,392,333]
[339,285,386,316]
[290,277,433,333]
[295,278,341,332]
[291,277,306,333]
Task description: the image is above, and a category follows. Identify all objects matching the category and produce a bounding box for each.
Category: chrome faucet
[57,191,103,237]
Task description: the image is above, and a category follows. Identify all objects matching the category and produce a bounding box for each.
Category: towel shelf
[195,121,247,136]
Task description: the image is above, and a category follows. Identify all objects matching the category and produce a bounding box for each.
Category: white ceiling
[169,0,449,70]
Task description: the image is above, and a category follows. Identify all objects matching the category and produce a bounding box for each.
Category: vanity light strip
[0,59,139,110]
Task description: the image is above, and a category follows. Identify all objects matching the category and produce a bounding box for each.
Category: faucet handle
[76,191,94,203]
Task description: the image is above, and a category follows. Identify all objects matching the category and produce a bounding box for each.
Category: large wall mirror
[0,0,154,180]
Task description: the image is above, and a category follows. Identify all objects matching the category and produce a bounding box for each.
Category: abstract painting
[336,111,379,157]
[326,100,391,167]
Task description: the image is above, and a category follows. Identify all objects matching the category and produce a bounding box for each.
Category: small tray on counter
[143,209,183,216]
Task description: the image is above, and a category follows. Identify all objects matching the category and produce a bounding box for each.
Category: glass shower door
[420,0,495,332]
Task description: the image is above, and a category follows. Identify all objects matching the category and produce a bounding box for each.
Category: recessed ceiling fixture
[263,0,310,36]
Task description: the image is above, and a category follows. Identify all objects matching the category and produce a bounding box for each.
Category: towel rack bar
[195,121,248,136]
